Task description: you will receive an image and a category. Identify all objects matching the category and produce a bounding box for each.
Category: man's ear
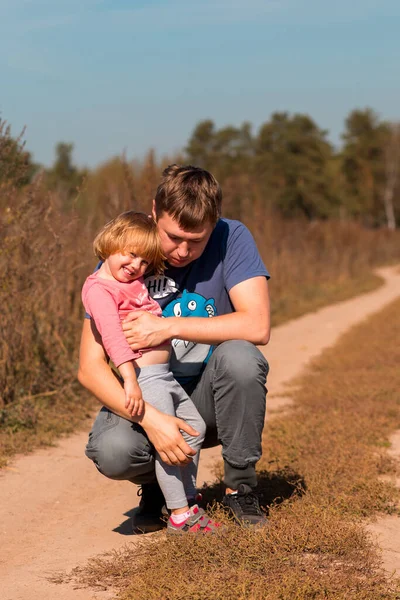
[151,199,157,221]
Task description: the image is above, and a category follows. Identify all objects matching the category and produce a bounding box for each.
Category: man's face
[153,206,215,268]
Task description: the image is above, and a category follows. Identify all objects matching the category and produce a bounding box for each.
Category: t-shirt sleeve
[223,221,270,292]
[82,283,138,367]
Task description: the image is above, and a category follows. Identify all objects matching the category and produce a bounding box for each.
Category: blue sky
[1,0,399,167]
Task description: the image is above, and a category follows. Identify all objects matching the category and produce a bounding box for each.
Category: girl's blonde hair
[93,211,165,275]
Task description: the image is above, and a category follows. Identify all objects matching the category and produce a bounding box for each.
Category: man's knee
[214,340,269,386]
[86,432,154,481]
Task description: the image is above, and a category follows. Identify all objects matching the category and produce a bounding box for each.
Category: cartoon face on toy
[162,291,217,367]
[162,290,216,319]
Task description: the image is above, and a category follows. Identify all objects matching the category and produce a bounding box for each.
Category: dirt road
[1,265,400,600]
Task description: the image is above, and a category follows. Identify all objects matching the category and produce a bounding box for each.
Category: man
[78,164,270,531]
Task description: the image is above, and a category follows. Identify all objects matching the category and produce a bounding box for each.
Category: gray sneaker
[222,483,267,527]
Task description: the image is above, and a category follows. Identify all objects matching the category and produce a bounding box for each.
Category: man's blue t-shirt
[144,218,269,383]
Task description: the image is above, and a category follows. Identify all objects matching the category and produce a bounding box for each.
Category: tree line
[1,107,399,229]
[186,109,399,228]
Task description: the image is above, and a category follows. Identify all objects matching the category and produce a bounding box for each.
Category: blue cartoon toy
[162,291,217,366]
[162,290,216,319]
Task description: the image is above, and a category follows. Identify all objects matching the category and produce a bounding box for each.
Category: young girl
[82,211,220,534]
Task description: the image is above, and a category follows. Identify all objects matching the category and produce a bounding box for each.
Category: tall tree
[138,148,159,204]
[0,120,37,192]
[186,120,254,179]
[46,142,85,205]
[185,120,256,219]
[381,123,400,230]
[185,120,216,171]
[340,108,390,225]
[255,112,338,219]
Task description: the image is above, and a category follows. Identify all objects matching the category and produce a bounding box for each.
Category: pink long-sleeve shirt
[82,272,162,368]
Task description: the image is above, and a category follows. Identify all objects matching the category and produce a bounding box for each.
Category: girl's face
[104,251,150,283]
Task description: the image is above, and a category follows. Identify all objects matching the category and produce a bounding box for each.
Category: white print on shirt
[145,276,178,299]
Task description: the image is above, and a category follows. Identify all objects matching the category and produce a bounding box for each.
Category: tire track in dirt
[1,265,399,599]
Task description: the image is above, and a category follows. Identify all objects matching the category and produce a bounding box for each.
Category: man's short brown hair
[154,164,222,230]
[93,211,165,275]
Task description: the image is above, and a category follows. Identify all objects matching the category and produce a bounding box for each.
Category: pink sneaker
[167,505,222,535]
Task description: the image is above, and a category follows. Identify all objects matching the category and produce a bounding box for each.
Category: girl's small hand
[124,381,144,417]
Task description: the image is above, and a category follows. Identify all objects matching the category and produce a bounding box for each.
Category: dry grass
[249,215,399,326]
[66,297,400,598]
[0,181,96,465]
[68,517,396,600]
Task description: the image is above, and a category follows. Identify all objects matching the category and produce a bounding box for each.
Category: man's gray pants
[85,340,269,490]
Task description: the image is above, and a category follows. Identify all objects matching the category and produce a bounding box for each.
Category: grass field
[69,296,400,600]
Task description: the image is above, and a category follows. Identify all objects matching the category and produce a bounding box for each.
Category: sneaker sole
[132,511,167,534]
[222,505,268,528]
[132,520,166,534]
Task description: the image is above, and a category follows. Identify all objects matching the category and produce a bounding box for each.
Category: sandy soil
[1,265,400,600]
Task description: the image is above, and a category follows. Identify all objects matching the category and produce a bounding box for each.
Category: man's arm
[122,276,270,350]
[77,319,198,465]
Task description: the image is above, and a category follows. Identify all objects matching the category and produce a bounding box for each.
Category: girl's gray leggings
[136,364,205,510]
[86,341,269,491]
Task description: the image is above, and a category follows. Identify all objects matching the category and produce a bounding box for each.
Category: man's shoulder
[217,217,247,233]
[216,218,256,249]
[210,218,249,246]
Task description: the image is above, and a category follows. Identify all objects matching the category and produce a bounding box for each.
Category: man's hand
[139,404,198,466]
[122,311,171,350]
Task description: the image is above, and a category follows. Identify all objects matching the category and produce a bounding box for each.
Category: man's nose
[178,242,189,257]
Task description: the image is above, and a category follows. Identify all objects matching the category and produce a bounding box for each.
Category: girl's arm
[118,360,144,417]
